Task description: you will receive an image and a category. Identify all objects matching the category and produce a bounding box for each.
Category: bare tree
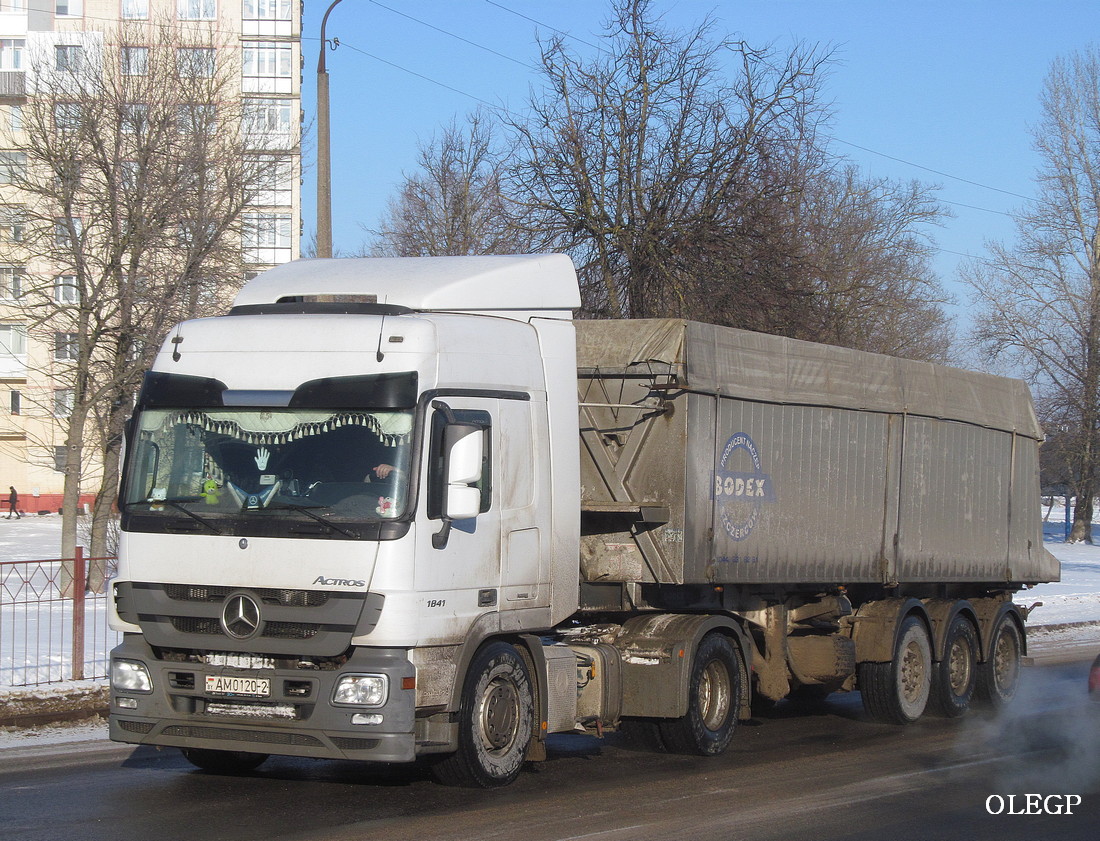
[964,45,1100,543]
[794,167,954,362]
[4,19,274,585]
[502,0,831,321]
[369,111,532,256]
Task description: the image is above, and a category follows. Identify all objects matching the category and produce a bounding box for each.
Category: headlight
[332,674,388,707]
[111,659,153,692]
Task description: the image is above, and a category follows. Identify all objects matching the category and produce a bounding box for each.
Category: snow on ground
[2,508,1100,749]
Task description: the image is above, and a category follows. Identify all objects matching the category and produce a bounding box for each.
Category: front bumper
[108,634,417,763]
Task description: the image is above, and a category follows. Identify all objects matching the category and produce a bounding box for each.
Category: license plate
[206,675,270,697]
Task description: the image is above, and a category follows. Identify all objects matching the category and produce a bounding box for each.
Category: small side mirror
[443,424,483,520]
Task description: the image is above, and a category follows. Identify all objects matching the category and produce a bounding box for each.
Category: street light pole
[316,0,345,259]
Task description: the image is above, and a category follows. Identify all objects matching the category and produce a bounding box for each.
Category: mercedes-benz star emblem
[221,593,262,640]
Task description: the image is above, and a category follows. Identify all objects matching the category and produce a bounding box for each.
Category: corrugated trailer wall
[577,319,1058,590]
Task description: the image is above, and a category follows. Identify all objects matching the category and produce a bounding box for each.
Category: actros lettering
[313,576,366,588]
[985,794,1082,815]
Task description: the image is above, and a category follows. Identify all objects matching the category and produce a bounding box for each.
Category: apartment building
[0,0,301,513]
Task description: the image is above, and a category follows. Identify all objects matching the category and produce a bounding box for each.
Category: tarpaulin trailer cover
[575,319,1058,588]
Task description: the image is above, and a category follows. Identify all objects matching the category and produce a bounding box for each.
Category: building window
[244,98,293,146]
[0,266,24,298]
[55,44,83,72]
[178,0,215,20]
[122,0,148,19]
[9,390,19,416]
[177,47,215,78]
[54,275,79,303]
[242,41,291,91]
[244,0,291,20]
[245,156,293,206]
[0,206,24,243]
[243,212,292,263]
[54,332,79,361]
[0,151,24,184]
[56,0,83,16]
[121,103,147,134]
[121,46,148,76]
[53,388,74,417]
[54,102,83,131]
[54,217,82,248]
[0,323,27,356]
[0,39,24,71]
[177,103,216,136]
[5,104,22,132]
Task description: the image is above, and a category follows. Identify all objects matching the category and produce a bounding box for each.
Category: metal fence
[0,549,120,687]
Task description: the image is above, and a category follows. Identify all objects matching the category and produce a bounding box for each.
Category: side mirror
[442,423,483,521]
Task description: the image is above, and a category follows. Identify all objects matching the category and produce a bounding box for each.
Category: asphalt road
[3,658,1099,841]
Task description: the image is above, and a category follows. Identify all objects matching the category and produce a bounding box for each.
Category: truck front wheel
[658,632,741,756]
[859,614,931,725]
[431,641,534,788]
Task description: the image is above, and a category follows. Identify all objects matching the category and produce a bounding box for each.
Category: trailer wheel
[859,614,931,725]
[658,633,741,756]
[431,641,534,788]
[975,615,1022,707]
[929,613,978,718]
[180,748,268,773]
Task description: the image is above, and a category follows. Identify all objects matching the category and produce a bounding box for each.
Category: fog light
[116,697,138,710]
[352,713,383,725]
[111,659,152,692]
[332,674,387,706]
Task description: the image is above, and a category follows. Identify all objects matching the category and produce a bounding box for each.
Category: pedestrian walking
[7,485,20,518]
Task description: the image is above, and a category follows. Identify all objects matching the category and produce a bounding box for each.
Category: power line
[338,41,501,109]
[483,0,606,51]
[368,0,536,71]
[833,138,1035,203]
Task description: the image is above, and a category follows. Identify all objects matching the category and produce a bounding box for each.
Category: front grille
[164,584,329,608]
[330,737,381,751]
[161,724,323,747]
[117,719,155,734]
[169,616,322,640]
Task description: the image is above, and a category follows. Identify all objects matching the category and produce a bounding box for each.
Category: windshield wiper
[124,497,222,535]
[268,502,359,539]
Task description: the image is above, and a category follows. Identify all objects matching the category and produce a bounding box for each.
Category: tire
[658,633,741,756]
[975,615,1023,707]
[180,748,268,773]
[859,614,932,725]
[431,642,534,788]
[929,613,978,718]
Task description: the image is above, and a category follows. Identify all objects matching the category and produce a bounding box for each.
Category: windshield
[122,407,414,529]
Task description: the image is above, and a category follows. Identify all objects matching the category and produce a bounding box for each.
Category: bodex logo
[985,794,1082,815]
[713,433,776,542]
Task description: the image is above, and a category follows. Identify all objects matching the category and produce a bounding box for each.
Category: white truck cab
[110,255,581,782]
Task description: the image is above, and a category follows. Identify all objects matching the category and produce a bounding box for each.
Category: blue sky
[301,0,1100,313]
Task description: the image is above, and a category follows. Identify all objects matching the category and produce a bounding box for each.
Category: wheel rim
[698,659,732,731]
[948,636,974,696]
[477,675,520,752]
[900,639,927,704]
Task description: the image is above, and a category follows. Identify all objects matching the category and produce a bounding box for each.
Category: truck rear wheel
[658,632,741,756]
[859,614,931,725]
[180,748,268,773]
[975,615,1022,707]
[431,641,534,788]
[929,613,978,717]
